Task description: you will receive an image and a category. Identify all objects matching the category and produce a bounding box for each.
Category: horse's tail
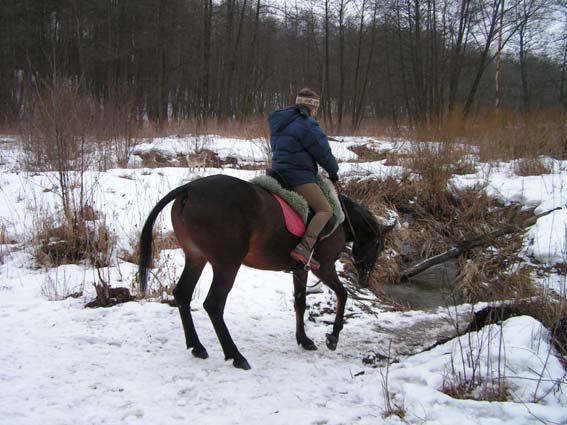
[138,182,192,296]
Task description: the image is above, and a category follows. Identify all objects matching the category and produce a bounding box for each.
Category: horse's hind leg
[293,269,317,351]
[173,254,208,359]
[203,265,250,370]
[312,266,347,351]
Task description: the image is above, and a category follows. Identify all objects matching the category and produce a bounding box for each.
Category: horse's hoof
[233,357,251,370]
[191,346,209,359]
[326,333,338,351]
[298,338,318,351]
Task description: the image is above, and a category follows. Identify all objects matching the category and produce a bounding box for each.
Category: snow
[451,160,567,266]
[1,135,566,424]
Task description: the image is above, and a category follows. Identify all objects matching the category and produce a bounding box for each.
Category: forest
[0,0,566,132]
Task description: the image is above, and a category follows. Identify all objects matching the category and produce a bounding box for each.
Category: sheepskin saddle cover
[250,174,345,237]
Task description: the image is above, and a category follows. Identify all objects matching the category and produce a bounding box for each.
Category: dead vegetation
[401,108,567,162]
[33,214,115,269]
[466,298,567,356]
[120,229,178,267]
[0,224,7,264]
[442,375,508,402]
[343,175,536,304]
[347,145,388,162]
[514,157,553,176]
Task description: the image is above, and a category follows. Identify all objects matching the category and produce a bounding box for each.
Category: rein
[334,182,382,270]
[334,182,360,246]
[334,182,379,241]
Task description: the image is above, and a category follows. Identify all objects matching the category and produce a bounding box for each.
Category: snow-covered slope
[1,135,566,424]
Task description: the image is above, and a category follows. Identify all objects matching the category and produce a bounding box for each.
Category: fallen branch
[400,207,561,280]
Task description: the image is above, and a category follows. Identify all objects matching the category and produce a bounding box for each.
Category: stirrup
[290,246,320,271]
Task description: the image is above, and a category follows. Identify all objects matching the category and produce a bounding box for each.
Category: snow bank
[390,316,567,424]
[452,160,567,266]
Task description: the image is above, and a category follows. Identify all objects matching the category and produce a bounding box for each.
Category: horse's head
[353,236,383,288]
[341,195,395,288]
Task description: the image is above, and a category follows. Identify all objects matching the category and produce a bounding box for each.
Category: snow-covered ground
[1,135,566,424]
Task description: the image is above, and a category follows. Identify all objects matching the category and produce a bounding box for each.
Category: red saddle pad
[272,193,306,237]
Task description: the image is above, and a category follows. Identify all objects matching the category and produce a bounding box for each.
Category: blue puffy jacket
[268,106,339,186]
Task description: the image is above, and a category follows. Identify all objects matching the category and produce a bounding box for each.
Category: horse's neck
[342,202,360,243]
[342,198,374,243]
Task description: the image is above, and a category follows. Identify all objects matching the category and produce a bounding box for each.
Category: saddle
[250,170,344,240]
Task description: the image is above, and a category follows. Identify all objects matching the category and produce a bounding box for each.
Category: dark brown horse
[139,174,390,370]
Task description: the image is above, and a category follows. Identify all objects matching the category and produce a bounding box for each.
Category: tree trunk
[337,0,346,133]
[447,0,472,113]
[323,0,333,127]
[495,0,505,112]
[395,0,414,127]
[351,0,366,131]
[463,0,503,119]
[224,0,248,118]
[355,1,378,130]
[242,0,261,117]
[519,27,530,112]
[202,0,212,118]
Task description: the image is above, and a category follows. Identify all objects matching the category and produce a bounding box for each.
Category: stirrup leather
[290,236,320,271]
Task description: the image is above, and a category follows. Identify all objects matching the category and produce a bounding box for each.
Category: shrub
[20,79,97,221]
[405,107,566,162]
[514,157,553,176]
[33,213,115,269]
[343,177,536,303]
[0,224,6,264]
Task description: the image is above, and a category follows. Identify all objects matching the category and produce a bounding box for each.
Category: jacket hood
[268,106,308,134]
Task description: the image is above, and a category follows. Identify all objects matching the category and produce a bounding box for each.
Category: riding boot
[290,235,320,270]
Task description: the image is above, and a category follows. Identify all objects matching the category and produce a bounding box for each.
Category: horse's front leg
[293,269,317,351]
[312,266,347,351]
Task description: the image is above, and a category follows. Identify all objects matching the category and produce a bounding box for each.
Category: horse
[138,174,391,370]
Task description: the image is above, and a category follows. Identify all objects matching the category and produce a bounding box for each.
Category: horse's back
[171,174,298,270]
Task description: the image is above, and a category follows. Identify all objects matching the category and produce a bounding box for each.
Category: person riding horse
[139,88,389,370]
[268,88,339,271]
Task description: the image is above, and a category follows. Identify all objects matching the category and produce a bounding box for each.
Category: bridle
[334,182,381,270]
[334,182,380,243]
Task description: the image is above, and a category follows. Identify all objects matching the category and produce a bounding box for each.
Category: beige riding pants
[293,183,333,244]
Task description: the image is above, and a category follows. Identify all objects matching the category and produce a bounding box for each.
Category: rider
[267,87,340,270]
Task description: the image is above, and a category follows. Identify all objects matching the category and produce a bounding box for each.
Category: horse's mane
[340,195,380,237]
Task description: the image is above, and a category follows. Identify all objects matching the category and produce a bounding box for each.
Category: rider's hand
[329,174,339,183]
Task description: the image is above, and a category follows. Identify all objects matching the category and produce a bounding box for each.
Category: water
[383,260,461,309]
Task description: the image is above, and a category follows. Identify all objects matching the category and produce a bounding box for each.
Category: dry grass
[347,145,388,162]
[125,228,181,300]
[467,298,567,357]
[33,214,116,268]
[404,107,566,162]
[343,176,537,302]
[441,295,567,403]
[457,259,535,302]
[0,225,6,264]
[120,229,178,267]
[0,223,10,247]
[442,378,508,402]
[404,142,476,213]
[514,157,553,176]
[379,343,407,419]
[135,116,270,141]
[41,272,83,301]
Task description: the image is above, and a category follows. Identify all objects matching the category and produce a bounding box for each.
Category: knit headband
[295,96,320,108]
